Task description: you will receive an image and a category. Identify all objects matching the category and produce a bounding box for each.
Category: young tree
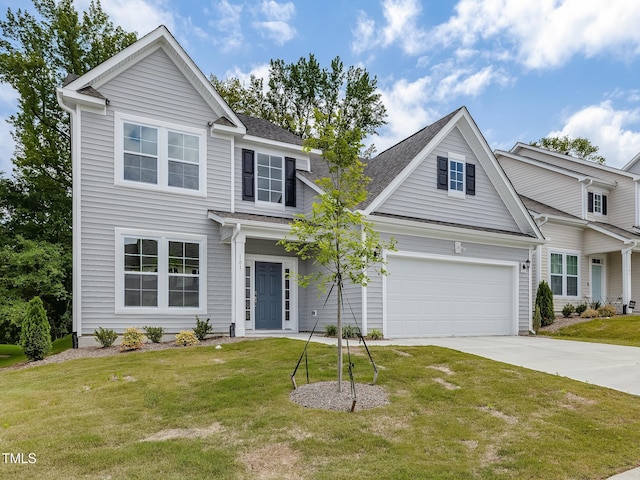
[20,297,52,361]
[530,136,606,164]
[280,110,394,392]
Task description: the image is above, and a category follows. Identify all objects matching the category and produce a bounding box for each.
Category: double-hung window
[241,149,296,207]
[117,229,206,313]
[116,113,206,195]
[437,152,475,197]
[550,251,579,297]
[588,191,608,216]
[256,153,283,203]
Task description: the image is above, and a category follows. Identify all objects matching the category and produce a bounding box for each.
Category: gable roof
[57,25,245,134]
[361,108,462,209]
[237,113,303,146]
[495,149,617,189]
[510,142,640,181]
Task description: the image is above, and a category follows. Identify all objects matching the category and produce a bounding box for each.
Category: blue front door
[255,262,282,329]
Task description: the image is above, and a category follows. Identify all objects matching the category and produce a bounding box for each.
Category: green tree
[0,0,137,336]
[535,280,555,327]
[20,297,52,361]
[0,237,68,343]
[530,135,606,164]
[280,110,394,392]
[211,54,387,146]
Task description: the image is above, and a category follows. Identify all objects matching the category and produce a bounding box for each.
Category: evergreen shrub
[20,297,52,361]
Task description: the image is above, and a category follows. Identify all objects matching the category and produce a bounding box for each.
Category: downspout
[57,90,80,348]
[230,223,242,335]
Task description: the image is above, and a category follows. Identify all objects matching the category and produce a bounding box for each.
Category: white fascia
[370,214,547,249]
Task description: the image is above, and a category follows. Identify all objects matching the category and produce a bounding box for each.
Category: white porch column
[621,246,634,309]
[231,226,246,336]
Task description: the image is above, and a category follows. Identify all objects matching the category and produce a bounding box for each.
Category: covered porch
[585,224,640,312]
[208,210,306,336]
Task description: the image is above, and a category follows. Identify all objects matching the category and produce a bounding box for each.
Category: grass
[2,338,640,479]
[541,315,640,346]
[0,334,72,368]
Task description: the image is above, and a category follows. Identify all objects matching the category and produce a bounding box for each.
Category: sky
[2,0,640,176]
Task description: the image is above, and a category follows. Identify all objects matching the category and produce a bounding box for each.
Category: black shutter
[587,192,594,213]
[465,163,476,196]
[437,156,448,190]
[242,149,254,201]
[285,157,296,207]
[602,194,608,215]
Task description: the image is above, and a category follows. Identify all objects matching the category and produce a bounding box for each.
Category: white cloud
[209,0,245,52]
[0,84,18,107]
[0,118,15,177]
[434,65,510,101]
[548,101,640,167]
[352,0,428,55]
[374,76,437,152]
[253,1,297,45]
[225,63,271,88]
[79,0,176,36]
[433,0,640,69]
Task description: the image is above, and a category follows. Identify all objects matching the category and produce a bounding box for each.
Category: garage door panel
[386,256,515,337]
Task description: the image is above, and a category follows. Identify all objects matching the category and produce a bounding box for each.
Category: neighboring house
[496,143,640,313]
[57,26,543,345]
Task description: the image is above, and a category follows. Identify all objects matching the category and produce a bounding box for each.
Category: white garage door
[386,255,516,337]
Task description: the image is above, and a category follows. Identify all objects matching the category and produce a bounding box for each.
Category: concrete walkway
[281,333,640,479]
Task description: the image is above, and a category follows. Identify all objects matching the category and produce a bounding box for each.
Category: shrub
[598,304,617,317]
[562,303,575,318]
[532,305,542,333]
[342,324,360,339]
[575,303,588,315]
[324,324,338,337]
[590,300,602,310]
[175,330,199,347]
[94,327,118,348]
[20,297,52,361]
[193,316,212,341]
[535,281,555,326]
[580,308,599,319]
[368,329,383,340]
[144,326,165,343]
[120,327,144,351]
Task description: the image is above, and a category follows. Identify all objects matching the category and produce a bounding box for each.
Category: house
[496,143,640,313]
[56,26,544,346]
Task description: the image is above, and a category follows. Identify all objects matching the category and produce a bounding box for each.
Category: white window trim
[447,152,465,199]
[115,228,207,314]
[592,190,606,216]
[253,149,286,211]
[549,249,580,298]
[114,112,207,197]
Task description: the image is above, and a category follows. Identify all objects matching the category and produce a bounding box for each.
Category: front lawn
[541,315,640,346]
[2,338,640,479]
[0,334,72,368]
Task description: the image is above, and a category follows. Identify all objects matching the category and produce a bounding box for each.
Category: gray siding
[377,127,521,233]
[497,155,583,218]
[79,48,235,335]
[367,232,531,334]
[514,147,637,230]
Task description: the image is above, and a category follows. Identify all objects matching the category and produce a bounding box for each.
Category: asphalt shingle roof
[236,113,303,146]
